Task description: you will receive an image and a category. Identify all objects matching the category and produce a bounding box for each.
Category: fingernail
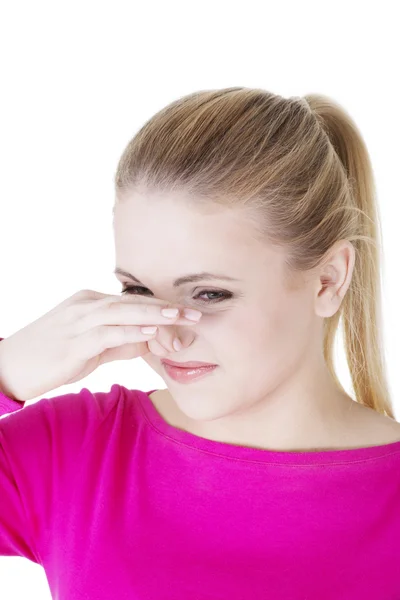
[141,326,158,334]
[161,308,180,318]
[173,337,183,351]
[183,308,203,321]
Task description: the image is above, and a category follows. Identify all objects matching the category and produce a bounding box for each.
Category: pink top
[1,379,400,598]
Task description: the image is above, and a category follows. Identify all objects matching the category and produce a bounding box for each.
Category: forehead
[112,190,281,280]
[114,191,259,246]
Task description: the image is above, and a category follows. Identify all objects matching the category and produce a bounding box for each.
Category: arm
[0,337,26,414]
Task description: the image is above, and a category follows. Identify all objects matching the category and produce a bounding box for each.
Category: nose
[146,323,196,356]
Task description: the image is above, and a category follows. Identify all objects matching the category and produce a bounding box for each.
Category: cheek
[225,302,298,359]
[222,310,300,393]
[241,297,314,371]
[211,310,270,357]
[190,301,311,360]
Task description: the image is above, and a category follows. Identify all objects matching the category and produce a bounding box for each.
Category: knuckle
[73,289,108,304]
[145,303,155,316]
[122,325,134,336]
[102,300,119,314]
[73,289,93,299]
[136,302,153,318]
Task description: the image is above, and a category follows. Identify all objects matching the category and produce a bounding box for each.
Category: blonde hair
[114,86,394,419]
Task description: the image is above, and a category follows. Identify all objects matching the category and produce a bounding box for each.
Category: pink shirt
[1,379,400,598]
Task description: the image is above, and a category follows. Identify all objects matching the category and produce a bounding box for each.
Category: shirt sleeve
[0,394,25,415]
[0,382,120,563]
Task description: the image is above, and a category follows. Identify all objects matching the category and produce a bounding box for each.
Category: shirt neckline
[138,388,400,466]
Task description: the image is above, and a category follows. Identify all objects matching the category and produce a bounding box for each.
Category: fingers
[146,337,171,357]
[71,300,199,336]
[62,291,201,359]
[149,325,179,355]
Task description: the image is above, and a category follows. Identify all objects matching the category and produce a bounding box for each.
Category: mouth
[161,358,217,369]
[161,359,218,384]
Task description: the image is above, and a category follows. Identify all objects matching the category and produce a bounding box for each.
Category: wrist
[0,337,23,402]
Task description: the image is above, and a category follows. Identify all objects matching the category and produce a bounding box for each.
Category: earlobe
[315,292,342,318]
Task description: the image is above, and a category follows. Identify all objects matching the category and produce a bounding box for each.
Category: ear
[314,240,355,318]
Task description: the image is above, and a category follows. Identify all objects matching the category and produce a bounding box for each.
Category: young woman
[1,87,400,599]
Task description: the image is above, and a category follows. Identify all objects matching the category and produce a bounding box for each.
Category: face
[112,189,329,427]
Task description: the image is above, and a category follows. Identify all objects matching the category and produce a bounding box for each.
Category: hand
[0,289,202,401]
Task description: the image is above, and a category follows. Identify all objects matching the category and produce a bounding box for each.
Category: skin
[113,189,400,452]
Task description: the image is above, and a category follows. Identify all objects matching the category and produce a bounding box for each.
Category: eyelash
[120,285,232,304]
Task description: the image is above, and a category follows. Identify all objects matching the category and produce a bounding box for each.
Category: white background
[0,1,399,597]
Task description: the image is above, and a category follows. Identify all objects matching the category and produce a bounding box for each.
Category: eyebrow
[114,268,240,288]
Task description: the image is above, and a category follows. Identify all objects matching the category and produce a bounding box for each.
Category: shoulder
[347,402,400,446]
[0,383,128,456]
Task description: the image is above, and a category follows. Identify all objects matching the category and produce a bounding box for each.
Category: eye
[120,285,232,304]
[121,285,151,296]
[195,290,231,303]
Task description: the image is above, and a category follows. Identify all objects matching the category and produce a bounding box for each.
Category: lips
[161,359,217,368]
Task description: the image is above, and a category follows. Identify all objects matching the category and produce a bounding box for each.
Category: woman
[1,86,399,599]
